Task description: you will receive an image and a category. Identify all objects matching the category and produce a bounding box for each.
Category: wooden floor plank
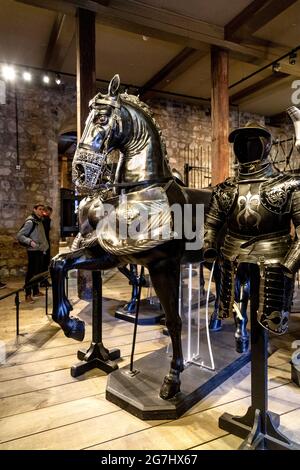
[0,272,299,451]
[89,383,300,451]
[279,407,300,442]
[0,377,106,419]
[15,320,161,353]
[0,341,165,399]
[87,404,237,450]
[1,329,165,375]
[0,410,153,450]
[193,434,243,450]
[0,395,120,444]
[0,351,152,419]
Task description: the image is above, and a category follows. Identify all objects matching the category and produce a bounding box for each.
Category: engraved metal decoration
[237,190,261,229]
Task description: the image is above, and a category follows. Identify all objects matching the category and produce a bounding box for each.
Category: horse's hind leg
[148,259,182,400]
[118,264,140,313]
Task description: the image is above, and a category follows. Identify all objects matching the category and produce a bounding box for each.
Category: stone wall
[0,81,76,278]
[148,98,268,184]
[0,82,296,278]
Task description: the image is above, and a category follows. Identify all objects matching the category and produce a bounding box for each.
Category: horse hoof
[159,371,181,400]
[236,337,249,354]
[65,318,85,341]
[209,318,222,331]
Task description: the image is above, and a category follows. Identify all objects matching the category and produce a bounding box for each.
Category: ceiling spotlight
[289,51,297,65]
[22,71,32,82]
[43,74,50,84]
[2,65,16,81]
[272,62,281,73]
[55,73,61,85]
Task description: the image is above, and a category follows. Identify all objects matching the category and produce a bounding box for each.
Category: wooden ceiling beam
[225,0,268,40]
[43,13,75,70]
[225,0,299,41]
[17,0,300,80]
[16,0,275,61]
[230,71,289,103]
[139,47,208,99]
[43,13,65,68]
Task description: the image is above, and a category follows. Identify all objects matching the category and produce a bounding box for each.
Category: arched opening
[58,131,79,240]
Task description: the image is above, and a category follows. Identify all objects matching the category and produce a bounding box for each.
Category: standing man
[41,205,53,287]
[17,203,49,303]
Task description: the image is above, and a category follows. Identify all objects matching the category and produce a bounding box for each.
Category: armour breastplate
[228,180,292,237]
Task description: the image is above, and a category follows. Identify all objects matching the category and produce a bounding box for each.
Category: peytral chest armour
[204,170,300,335]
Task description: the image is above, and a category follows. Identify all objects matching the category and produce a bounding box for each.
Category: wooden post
[76,8,96,300]
[76,8,96,137]
[211,46,229,186]
[60,155,71,189]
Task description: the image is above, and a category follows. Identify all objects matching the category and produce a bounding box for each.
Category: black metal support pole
[92,270,102,343]
[219,263,300,450]
[71,270,120,377]
[65,272,69,298]
[15,292,20,336]
[14,85,20,170]
[184,163,190,186]
[129,266,144,374]
[45,284,49,316]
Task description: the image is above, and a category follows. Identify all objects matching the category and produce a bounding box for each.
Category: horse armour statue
[50,75,212,400]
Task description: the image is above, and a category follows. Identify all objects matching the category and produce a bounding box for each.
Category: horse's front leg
[50,249,86,341]
[148,258,182,400]
[50,246,118,341]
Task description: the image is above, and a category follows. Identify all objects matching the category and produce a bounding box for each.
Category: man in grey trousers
[17,203,49,303]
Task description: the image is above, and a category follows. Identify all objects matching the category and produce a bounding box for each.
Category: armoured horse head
[72,75,123,191]
[73,74,171,191]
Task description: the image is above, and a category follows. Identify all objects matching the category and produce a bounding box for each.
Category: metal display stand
[219,264,300,450]
[106,262,250,419]
[71,270,120,377]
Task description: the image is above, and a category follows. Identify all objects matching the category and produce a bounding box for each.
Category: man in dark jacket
[41,205,53,287]
[17,203,49,302]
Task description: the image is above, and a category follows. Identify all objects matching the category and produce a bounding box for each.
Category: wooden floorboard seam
[81,380,294,449]
[0,349,162,399]
[188,432,231,450]
[0,376,291,423]
[1,272,299,451]
[0,408,122,445]
[0,390,106,419]
[0,336,165,373]
[3,326,162,354]
[188,403,300,450]
[0,345,165,383]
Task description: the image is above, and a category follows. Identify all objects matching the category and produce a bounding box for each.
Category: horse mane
[120,92,168,159]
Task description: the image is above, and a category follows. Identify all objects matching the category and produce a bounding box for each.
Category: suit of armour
[204,123,300,334]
